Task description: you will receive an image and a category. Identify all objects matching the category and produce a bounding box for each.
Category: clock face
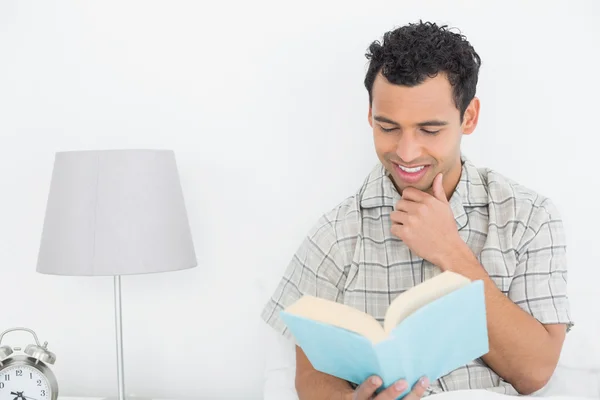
[0,364,52,400]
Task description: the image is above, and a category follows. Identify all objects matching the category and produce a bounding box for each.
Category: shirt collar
[359,154,489,230]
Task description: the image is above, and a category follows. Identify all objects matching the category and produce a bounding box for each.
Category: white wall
[1,1,598,399]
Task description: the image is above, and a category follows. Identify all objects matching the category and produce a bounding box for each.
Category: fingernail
[420,377,430,388]
[370,376,381,386]
[394,380,408,391]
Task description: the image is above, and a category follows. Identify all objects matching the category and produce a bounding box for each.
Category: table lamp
[36,149,197,400]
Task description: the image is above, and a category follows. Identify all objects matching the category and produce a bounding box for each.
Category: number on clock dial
[0,365,51,399]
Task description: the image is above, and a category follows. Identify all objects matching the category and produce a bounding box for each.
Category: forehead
[371,72,458,121]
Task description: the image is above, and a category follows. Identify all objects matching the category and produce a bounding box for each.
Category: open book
[280,271,489,398]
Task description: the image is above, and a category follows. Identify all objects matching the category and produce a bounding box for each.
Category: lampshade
[36,149,197,276]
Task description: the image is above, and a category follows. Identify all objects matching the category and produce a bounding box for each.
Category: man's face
[368,72,479,197]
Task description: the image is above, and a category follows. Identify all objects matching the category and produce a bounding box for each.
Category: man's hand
[351,375,429,400]
[390,173,462,268]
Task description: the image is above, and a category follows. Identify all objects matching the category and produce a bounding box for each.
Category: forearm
[441,245,563,394]
[295,346,354,400]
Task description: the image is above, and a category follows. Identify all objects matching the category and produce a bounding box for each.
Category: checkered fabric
[261,154,573,396]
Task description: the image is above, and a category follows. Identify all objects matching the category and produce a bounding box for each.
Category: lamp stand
[115,275,126,400]
[103,276,152,400]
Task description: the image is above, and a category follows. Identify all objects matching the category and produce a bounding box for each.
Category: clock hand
[8,391,35,400]
[17,392,39,400]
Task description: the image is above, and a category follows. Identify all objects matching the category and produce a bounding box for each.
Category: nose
[395,132,422,163]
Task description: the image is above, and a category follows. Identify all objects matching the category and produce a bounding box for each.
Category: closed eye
[379,125,398,132]
[378,125,441,134]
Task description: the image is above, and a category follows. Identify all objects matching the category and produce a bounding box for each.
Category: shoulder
[306,192,361,252]
[482,167,561,221]
[305,164,385,249]
[475,165,564,251]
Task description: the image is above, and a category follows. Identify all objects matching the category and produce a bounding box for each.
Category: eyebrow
[373,115,449,127]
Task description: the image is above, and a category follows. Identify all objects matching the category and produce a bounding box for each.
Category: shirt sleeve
[509,197,574,331]
[260,214,348,341]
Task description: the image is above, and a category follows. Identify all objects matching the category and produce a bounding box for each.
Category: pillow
[261,323,299,400]
[533,365,600,398]
[556,316,600,371]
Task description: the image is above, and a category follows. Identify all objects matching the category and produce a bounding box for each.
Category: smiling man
[261,21,573,399]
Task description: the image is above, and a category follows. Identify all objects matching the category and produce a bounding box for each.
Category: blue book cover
[279,271,489,399]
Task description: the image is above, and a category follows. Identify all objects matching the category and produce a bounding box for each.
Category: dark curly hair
[364,21,481,119]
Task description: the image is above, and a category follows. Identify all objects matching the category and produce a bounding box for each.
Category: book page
[284,295,387,343]
[383,271,471,334]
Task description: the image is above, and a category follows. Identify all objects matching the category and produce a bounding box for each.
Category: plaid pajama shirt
[261,154,573,396]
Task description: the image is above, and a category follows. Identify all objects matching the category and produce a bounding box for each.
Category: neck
[424,158,463,200]
[443,158,464,200]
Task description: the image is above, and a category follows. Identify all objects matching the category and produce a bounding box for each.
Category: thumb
[433,173,447,203]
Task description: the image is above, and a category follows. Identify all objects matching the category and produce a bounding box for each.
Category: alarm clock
[0,327,58,400]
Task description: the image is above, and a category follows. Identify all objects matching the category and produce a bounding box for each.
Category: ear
[368,106,373,128]
[461,97,480,136]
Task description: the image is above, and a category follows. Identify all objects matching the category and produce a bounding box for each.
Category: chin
[401,183,432,193]
[390,174,433,194]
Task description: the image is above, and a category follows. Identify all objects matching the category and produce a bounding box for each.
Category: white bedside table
[58,398,103,400]
[59,398,178,400]
[58,398,102,400]
[59,398,180,400]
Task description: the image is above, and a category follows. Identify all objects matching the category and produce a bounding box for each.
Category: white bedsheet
[429,391,595,400]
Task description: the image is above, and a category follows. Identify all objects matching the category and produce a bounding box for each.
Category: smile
[393,163,430,184]
[398,165,425,173]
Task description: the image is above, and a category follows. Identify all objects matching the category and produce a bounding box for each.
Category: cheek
[373,132,397,154]
[426,132,460,159]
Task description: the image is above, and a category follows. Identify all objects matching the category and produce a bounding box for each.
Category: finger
[403,377,430,399]
[400,187,428,203]
[390,223,409,240]
[395,199,428,217]
[432,173,448,203]
[390,210,408,224]
[373,380,409,399]
[353,376,383,400]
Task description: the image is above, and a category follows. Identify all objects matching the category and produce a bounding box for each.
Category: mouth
[393,163,430,184]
